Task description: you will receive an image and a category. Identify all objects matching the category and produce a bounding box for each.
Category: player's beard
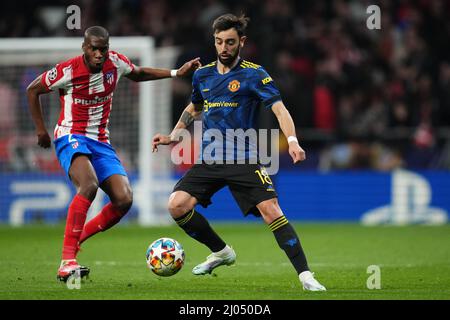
[217,45,240,67]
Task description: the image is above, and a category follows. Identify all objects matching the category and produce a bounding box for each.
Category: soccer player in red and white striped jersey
[26,26,201,282]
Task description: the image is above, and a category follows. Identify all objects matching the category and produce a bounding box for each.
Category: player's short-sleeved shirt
[191,59,282,161]
[41,51,134,143]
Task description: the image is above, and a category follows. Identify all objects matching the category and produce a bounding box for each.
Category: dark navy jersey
[191,59,282,161]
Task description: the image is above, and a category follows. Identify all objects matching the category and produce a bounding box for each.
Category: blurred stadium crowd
[1,0,450,171]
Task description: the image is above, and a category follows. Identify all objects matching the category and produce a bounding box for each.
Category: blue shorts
[54,134,127,184]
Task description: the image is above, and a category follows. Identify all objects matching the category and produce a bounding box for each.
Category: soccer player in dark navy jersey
[152,14,326,291]
[191,54,282,162]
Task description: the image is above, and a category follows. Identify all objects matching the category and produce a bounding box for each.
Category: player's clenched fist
[37,131,51,148]
[152,133,172,152]
[288,142,306,164]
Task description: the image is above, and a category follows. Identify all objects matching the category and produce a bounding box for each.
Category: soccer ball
[146,237,185,277]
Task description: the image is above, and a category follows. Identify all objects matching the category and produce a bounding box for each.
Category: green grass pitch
[0,223,449,300]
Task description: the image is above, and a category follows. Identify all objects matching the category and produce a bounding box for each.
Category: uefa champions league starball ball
[146,237,185,277]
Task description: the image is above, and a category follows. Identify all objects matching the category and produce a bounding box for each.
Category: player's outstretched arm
[271,101,306,164]
[152,102,203,152]
[26,75,52,148]
[125,57,201,82]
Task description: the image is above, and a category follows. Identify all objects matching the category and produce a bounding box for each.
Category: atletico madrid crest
[104,71,114,85]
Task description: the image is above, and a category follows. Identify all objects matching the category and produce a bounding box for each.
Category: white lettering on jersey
[73,94,112,105]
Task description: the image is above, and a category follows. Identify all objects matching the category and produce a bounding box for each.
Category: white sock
[214,245,231,256]
[299,270,313,282]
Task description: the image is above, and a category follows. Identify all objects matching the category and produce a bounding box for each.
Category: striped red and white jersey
[41,51,134,143]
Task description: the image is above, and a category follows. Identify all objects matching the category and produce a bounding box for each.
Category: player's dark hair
[84,26,109,41]
[212,14,250,37]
